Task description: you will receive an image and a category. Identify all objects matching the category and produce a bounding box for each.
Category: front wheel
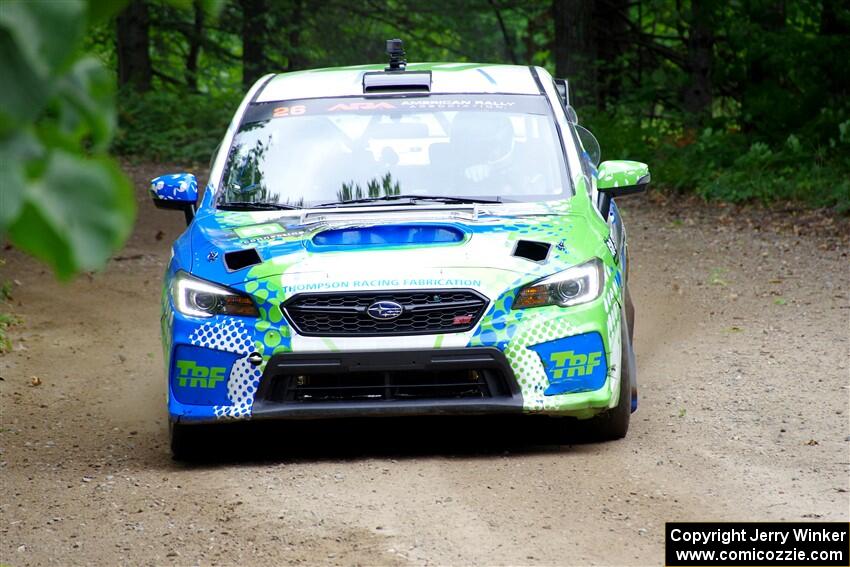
[584,358,631,441]
[169,421,204,461]
[585,309,634,441]
[550,324,632,443]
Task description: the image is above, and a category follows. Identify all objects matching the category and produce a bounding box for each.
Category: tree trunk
[595,0,628,108]
[683,0,714,125]
[820,0,849,35]
[116,0,152,92]
[553,0,597,109]
[185,0,205,92]
[820,0,850,99]
[240,0,268,89]
[741,0,784,132]
[525,3,549,65]
[285,0,305,71]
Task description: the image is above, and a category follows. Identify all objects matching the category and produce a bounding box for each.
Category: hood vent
[512,240,550,263]
[312,224,464,248]
[224,248,262,271]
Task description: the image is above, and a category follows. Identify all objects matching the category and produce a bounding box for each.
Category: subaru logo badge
[367,301,403,321]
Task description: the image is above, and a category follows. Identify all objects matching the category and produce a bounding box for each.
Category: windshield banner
[241,95,551,125]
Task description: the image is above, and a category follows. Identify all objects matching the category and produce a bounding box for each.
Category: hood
[188,200,606,287]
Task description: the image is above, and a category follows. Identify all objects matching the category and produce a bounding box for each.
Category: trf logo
[548,350,603,380]
[176,360,226,389]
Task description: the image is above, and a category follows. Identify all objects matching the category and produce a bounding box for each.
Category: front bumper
[164,267,624,423]
[250,347,523,420]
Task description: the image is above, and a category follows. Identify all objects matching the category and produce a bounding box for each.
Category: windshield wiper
[218,202,301,211]
[313,195,505,208]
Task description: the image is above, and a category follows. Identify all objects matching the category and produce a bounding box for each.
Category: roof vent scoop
[363,72,431,93]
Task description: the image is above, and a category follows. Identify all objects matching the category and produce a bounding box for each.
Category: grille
[282,289,488,336]
[267,368,509,403]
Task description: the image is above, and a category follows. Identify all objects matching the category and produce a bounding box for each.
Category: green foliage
[26,0,850,217]
[0,0,135,280]
[114,89,241,163]
[664,127,850,211]
[586,108,850,212]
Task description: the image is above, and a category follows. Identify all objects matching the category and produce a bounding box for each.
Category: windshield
[218,95,571,208]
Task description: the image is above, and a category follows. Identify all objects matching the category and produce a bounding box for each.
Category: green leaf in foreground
[0,0,86,135]
[6,153,135,280]
[0,0,141,281]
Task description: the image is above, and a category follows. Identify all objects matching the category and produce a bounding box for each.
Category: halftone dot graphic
[188,318,262,419]
[468,265,625,413]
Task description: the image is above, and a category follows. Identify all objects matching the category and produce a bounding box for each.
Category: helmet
[450,112,516,165]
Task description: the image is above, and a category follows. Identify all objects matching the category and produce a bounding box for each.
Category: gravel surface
[1,163,848,566]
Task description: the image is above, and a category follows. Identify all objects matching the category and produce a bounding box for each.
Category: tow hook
[247,352,263,366]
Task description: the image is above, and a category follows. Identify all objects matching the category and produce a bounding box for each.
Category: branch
[488,0,518,64]
[610,10,690,69]
[343,1,467,58]
[152,68,185,87]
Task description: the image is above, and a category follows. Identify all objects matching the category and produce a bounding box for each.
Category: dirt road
[2,163,848,566]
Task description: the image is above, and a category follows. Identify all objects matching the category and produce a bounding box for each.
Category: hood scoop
[512,240,551,263]
[311,224,465,248]
[224,248,262,271]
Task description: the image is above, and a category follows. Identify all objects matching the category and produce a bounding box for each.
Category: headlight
[171,271,259,318]
[513,259,605,309]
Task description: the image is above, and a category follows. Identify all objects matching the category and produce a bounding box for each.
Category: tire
[550,310,633,444]
[169,421,203,461]
[585,303,634,441]
[584,355,630,441]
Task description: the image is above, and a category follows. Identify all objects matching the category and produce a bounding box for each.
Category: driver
[450,112,517,185]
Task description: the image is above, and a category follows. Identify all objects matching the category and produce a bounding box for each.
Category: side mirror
[596,160,650,219]
[150,173,198,224]
[597,160,650,196]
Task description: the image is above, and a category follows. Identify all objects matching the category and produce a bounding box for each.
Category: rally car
[151,40,649,458]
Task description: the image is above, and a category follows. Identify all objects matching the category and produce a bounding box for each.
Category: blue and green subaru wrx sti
[151,41,649,458]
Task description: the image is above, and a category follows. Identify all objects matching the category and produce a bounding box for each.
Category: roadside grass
[1,260,17,354]
[0,312,18,354]
[709,268,728,286]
